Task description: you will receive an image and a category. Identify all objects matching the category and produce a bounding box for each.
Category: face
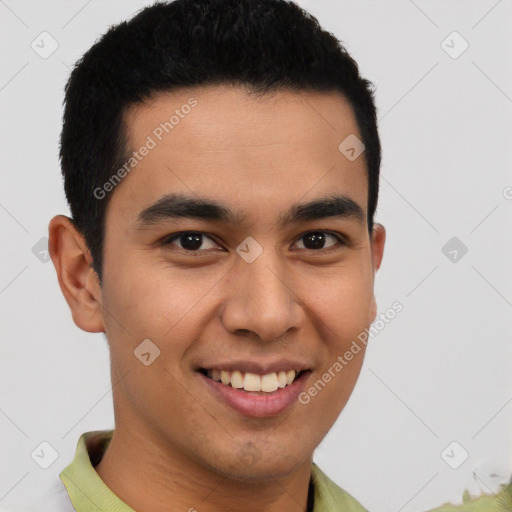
[92,85,384,480]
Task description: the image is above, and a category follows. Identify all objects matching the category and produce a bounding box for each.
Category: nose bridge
[221,244,302,342]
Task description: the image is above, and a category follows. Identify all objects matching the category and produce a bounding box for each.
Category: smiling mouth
[198,368,304,393]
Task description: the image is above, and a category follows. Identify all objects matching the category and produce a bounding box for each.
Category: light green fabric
[310,462,368,511]
[60,430,368,511]
[60,431,135,512]
[425,483,512,512]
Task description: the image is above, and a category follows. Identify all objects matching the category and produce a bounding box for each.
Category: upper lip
[196,359,311,374]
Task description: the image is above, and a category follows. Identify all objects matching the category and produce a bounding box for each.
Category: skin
[49,84,385,512]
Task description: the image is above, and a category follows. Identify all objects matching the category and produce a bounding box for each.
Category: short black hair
[60,0,381,280]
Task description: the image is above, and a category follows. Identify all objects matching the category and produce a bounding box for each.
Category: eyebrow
[136,192,365,228]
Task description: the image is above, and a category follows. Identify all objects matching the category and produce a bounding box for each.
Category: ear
[369,223,386,322]
[48,215,105,333]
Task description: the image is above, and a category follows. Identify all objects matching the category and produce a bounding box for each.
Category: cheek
[306,267,375,340]
[102,254,212,338]
[299,275,373,429]
[100,259,211,409]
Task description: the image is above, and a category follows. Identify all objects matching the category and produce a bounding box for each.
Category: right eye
[160,231,222,252]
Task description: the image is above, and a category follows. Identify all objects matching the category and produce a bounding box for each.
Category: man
[47,1,383,510]
[46,0,510,511]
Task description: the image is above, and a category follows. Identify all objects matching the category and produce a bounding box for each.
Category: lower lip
[198,371,311,418]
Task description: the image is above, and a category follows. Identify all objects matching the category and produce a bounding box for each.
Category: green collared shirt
[59,430,368,511]
[56,431,512,512]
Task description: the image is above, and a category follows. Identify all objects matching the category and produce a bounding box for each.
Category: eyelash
[159,230,348,254]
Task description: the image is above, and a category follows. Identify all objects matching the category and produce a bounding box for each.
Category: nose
[220,250,304,343]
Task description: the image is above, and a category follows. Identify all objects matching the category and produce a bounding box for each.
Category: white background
[1,1,511,511]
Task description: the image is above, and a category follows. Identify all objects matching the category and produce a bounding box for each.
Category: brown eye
[294,231,345,250]
[162,232,219,252]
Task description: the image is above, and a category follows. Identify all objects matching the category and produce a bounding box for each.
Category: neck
[94,422,314,512]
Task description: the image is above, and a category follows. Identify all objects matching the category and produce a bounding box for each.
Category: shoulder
[311,463,368,512]
[424,479,512,511]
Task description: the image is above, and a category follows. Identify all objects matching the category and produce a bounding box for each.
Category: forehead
[124,85,361,154]
[109,85,368,226]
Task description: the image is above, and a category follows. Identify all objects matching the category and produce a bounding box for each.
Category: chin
[207,446,311,483]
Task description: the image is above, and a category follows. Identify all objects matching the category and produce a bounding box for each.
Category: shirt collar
[60,430,367,512]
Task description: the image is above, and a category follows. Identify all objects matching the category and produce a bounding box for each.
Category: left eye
[293,231,344,250]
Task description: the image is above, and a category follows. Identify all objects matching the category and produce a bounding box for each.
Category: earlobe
[370,223,386,274]
[369,223,386,324]
[369,294,377,323]
[48,215,105,333]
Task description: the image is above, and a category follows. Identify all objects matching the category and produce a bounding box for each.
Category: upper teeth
[207,369,298,393]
